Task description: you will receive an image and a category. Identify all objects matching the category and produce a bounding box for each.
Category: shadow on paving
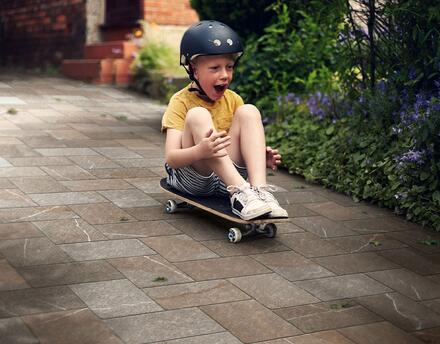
[0,71,439,343]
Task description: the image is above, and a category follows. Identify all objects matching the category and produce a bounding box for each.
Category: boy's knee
[235,104,262,120]
[186,107,212,126]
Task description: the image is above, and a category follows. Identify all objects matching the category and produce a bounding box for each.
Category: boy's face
[192,55,234,101]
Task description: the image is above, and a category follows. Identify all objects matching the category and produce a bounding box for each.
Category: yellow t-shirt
[161,85,244,132]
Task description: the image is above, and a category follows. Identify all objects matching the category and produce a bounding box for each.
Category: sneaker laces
[227,183,260,204]
[254,184,278,201]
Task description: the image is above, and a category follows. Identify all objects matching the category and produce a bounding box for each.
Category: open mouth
[214,84,227,93]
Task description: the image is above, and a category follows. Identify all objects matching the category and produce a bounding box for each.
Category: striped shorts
[165,163,248,197]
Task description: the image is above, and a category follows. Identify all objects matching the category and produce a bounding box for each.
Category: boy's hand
[266,146,282,170]
[198,128,231,159]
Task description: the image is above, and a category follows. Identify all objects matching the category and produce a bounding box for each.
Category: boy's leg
[226,104,267,186]
[182,107,246,187]
[181,106,271,220]
[227,104,288,218]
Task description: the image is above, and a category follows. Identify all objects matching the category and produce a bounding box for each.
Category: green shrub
[233,2,344,118]
[266,84,440,230]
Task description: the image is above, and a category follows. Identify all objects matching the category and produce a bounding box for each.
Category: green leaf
[418,239,439,246]
[326,126,335,135]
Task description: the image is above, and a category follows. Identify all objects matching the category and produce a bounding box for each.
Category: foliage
[131,22,187,103]
[342,0,440,93]
[189,0,274,39]
[266,83,440,230]
[233,1,345,118]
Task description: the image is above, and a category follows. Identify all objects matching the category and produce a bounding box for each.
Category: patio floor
[0,71,439,344]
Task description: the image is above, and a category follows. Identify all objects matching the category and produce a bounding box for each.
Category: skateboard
[160,178,288,243]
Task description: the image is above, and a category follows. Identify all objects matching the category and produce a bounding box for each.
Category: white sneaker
[227,182,271,220]
[254,185,288,218]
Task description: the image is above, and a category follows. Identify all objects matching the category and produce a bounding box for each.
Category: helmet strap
[183,64,209,98]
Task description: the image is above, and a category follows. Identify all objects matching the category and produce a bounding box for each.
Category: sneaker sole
[232,205,272,221]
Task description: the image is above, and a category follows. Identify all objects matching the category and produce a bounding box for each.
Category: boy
[162,20,288,221]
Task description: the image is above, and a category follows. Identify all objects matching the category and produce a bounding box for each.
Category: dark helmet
[180,20,243,66]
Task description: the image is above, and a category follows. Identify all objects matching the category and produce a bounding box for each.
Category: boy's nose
[219,68,229,79]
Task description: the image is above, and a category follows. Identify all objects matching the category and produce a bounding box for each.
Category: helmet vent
[213,39,221,46]
[227,39,233,46]
[208,24,213,28]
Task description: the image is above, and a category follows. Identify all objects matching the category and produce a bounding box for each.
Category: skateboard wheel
[228,228,242,243]
[165,200,177,214]
[263,223,277,238]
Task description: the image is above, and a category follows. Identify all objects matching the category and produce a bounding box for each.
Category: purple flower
[408,68,416,80]
[395,149,425,166]
[377,80,386,93]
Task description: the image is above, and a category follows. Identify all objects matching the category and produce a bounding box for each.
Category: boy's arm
[165,128,231,169]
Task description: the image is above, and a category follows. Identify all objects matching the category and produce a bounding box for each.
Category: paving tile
[275,300,381,333]
[15,136,67,148]
[295,274,391,301]
[0,222,43,240]
[47,129,90,140]
[0,167,46,178]
[378,248,440,275]
[357,293,440,331]
[152,332,242,344]
[367,269,440,301]
[113,158,165,168]
[145,279,249,309]
[61,178,134,191]
[67,155,121,170]
[70,279,162,318]
[0,157,12,167]
[105,308,224,343]
[70,203,135,224]
[29,191,106,205]
[274,221,305,234]
[203,238,290,257]
[412,326,440,344]
[303,202,372,221]
[93,147,143,159]
[175,256,270,281]
[339,321,424,344]
[251,251,334,281]
[273,330,355,344]
[96,220,180,239]
[125,177,164,193]
[429,274,440,285]
[313,252,399,275]
[343,217,418,234]
[0,317,39,344]
[387,229,440,254]
[0,178,14,189]
[277,232,346,257]
[424,299,440,314]
[41,165,96,180]
[0,259,29,291]
[17,261,123,287]
[166,217,232,241]
[109,256,193,288]
[275,191,329,205]
[99,189,160,207]
[10,176,69,193]
[229,273,318,308]
[7,156,71,166]
[125,205,191,221]
[35,147,99,156]
[0,237,71,267]
[23,309,123,344]
[33,218,107,244]
[59,239,155,261]
[0,286,85,317]
[201,300,301,343]
[0,205,77,223]
[141,235,218,262]
[291,216,357,237]
[327,234,407,253]
[278,204,318,218]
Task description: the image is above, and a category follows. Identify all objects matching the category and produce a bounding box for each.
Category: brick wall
[0,0,86,67]
[143,0,198,26]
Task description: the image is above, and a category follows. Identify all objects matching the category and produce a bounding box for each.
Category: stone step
[84,41,137,60]
[61,58,134,85]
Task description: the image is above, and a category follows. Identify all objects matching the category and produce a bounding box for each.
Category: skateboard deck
[160,178,288,242]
